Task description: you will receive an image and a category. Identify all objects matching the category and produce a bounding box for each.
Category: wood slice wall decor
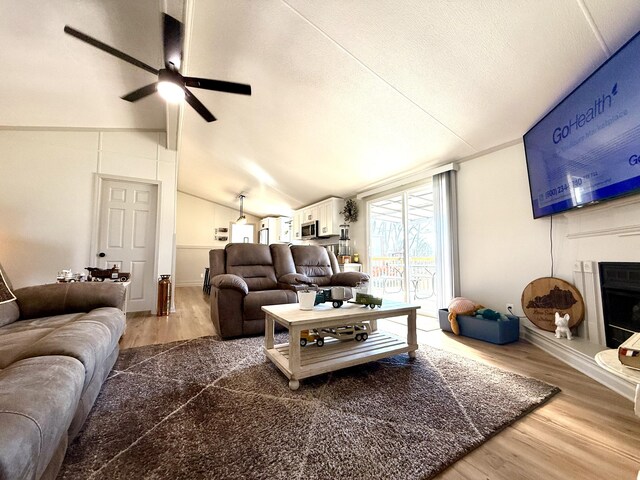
[521,277,585,332]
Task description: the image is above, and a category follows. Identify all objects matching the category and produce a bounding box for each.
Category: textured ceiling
[0,0,166,128]
[2,1,640,218]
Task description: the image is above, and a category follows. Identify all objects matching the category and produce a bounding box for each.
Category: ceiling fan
[64,13,251,122]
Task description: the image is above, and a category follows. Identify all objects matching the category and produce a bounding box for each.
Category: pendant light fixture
[236,194,247,224]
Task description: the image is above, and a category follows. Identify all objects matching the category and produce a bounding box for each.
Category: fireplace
[598,262,640,348]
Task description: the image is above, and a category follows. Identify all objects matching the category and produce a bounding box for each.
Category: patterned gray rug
[58,335,559,480]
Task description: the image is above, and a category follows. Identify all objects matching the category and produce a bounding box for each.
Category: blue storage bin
[438,309,520,345]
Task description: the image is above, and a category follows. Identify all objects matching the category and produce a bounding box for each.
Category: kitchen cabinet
[292,211,303,240]
[317,197,343,237]
[294,197,343,239]
[302,206,319,223]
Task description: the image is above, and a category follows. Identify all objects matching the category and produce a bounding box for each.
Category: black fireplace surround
[599,262,640,348]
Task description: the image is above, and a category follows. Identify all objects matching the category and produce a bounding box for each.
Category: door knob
[98,252,106,258]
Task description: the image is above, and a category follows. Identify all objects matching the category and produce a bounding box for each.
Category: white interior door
[97,179,158,312]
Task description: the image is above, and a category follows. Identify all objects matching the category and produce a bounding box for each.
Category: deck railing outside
[368,256,437,316]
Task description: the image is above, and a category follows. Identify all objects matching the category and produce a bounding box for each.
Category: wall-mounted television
[523,29,640,219]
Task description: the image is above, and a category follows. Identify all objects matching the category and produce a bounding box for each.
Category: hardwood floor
[120,286,640,480]
[119,286,215,349]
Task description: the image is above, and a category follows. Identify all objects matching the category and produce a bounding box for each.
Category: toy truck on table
[314,286,353,308]
[85,265,131,282]
[351,292,383,309]
[300,322,372,347]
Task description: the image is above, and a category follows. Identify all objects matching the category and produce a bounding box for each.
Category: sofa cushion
[270,243,296,279]
[0,264,19,327]
[0,313,82,368]
[225,244,278,291]
[0,308,125,391]
[290,246,334,286]
[209,249,226,277]
[14,282,125,320]
[0,355,84,480]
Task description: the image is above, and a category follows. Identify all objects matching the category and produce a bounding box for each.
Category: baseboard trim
[522,325,635,401]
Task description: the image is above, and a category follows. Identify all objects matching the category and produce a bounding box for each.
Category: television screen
[524,29,640,219]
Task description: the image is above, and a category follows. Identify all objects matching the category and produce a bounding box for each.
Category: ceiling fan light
[157,81,184,103]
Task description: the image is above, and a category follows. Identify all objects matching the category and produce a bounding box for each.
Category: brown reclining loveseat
[209,243,369,339]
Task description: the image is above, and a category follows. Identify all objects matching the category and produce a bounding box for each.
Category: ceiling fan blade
[121,83,158,102]
[64,26,159,76]
[184,88,216,122]
[184,77,252,96]
[163,13,183,71]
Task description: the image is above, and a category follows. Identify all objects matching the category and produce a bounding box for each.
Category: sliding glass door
[368,193,405,303]
[367,184,437,316]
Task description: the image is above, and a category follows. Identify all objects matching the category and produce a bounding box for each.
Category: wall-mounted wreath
[340,198,359,223]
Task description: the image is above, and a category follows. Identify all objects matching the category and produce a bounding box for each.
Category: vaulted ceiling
[3,0,640,218]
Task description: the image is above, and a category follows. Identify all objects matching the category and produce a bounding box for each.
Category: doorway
[96,178,158,312]
[367,184,437,317]
[231,223,255,243]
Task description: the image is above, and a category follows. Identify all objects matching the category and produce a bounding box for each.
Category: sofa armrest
[329,272,370,287]
[14,282,126,320]
[211,274,249,295]
[277,282,311,292]
[278,273,312,285]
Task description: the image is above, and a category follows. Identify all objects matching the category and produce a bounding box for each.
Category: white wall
[0,130,177,289]
[175,192,259,286]
[457,142,640,316]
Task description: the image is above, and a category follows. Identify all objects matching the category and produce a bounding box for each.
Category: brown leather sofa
[209,244,298,338]
[209,243,369,339]
[276,244,369,288]
[0,264,126,480]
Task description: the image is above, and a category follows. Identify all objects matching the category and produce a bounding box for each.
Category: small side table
[595,349,640,417]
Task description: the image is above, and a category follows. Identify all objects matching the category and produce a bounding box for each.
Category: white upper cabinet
[318,197,343,237]
[302,206,319,223]
[294,197,343,238]
[292,210,303,239]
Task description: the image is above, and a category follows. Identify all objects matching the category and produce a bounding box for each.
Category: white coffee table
[262,300,420,390]
[595,349,640,417]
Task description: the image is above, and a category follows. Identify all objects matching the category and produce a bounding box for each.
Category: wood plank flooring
[120,287,640,480]
[119,286,214,349]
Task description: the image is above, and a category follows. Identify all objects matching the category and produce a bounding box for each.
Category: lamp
[156,69,185,103]
[157,81,184,103]
[236,194,247,224]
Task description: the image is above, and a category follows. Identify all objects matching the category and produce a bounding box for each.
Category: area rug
[58,335,559,480]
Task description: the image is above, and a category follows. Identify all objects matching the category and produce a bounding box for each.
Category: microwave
[301,220,318,239]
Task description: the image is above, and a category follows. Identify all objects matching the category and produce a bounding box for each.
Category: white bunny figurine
[554,312,572,340]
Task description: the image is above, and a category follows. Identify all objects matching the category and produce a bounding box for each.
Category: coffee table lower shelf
[264,330,413,389]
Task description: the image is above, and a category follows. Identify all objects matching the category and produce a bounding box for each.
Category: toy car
[351,293,383,309]
[56,270,86,282]
[85,265,130,282]
[299,329,324,347]
[314,286,353,308]
[299,322,371,347]
[317,322,371,342]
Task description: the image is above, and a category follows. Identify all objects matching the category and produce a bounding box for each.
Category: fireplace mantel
[563,195,640,239]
